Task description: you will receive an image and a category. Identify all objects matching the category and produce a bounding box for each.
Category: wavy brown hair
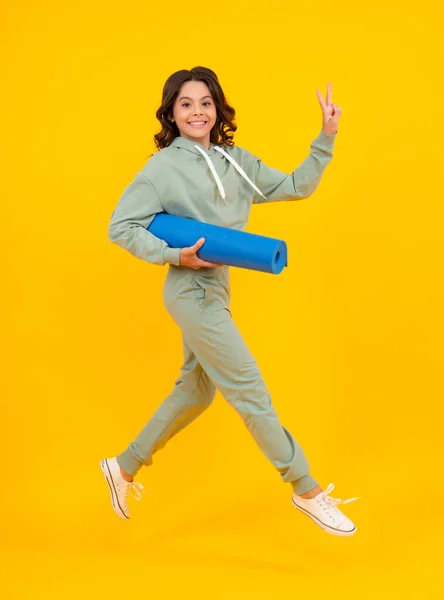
[153,66,237,152]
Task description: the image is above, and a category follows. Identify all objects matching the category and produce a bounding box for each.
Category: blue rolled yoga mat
[147,213,288,274]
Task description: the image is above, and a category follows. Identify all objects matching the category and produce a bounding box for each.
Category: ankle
[120,467,134,482]
[298,484,323,499]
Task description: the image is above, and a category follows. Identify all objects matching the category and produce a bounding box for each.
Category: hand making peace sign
[317,82,342,135]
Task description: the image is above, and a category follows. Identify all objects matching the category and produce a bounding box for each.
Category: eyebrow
[178,95,212,101]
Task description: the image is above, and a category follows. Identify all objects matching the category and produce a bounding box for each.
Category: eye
[181,102,212,107]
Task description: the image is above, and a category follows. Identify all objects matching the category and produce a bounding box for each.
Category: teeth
[189,122,206,126]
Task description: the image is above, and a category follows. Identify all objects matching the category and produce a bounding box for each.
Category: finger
[326,82,332,106]
[199,260,223,268]
[192,237,206,251]
[316,88,326,110]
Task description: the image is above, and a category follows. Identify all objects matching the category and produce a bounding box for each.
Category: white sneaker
[292,483,359,537]
[100,457,148,520]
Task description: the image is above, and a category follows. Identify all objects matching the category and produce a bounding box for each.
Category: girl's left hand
[316,82,342,135]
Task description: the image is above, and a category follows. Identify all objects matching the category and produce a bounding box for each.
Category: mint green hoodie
[108,129,336,266]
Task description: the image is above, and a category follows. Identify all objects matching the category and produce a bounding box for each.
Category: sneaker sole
[100,459,129,520]
[292,498,357,537]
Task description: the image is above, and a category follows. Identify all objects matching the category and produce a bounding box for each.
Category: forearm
[291,129,336,199]
[108,216,180,266]
[108,171,181,266]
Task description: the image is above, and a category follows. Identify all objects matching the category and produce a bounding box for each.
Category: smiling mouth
[188,121,208,127]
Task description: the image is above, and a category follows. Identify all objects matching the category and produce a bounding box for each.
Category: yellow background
[2,0,443,597]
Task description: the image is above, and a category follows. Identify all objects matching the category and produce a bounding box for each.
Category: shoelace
[316,483,360,510]
[123,481,149,501]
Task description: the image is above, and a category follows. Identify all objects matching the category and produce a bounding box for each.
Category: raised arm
[251,82,342,203]
[249,129,336,204]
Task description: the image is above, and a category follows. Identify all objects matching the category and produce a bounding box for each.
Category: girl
[101,66,359,536]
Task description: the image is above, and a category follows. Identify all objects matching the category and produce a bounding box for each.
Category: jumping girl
[101,66,359,536]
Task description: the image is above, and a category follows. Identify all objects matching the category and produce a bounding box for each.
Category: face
[171,80,217,149]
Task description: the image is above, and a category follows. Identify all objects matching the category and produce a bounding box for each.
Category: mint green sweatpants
[116,264,318,495]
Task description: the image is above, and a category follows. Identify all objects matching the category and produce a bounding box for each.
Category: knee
[193,371,216,407]
[241,391,273,422]
[235,363,271,411]
[234,361,263,388]
[183,375,216,411]
[202,382,217,408]
[229,362,271,413]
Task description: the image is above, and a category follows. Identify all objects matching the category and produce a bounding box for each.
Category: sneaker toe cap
[338,516,356,533]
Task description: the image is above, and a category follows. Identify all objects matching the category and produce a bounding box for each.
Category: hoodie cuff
[163,246,181,266]
[318,129,337,146]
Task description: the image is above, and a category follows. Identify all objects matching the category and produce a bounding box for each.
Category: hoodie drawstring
[194,145,227,204]
[214,146,267,201]
[193,144,267,203]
